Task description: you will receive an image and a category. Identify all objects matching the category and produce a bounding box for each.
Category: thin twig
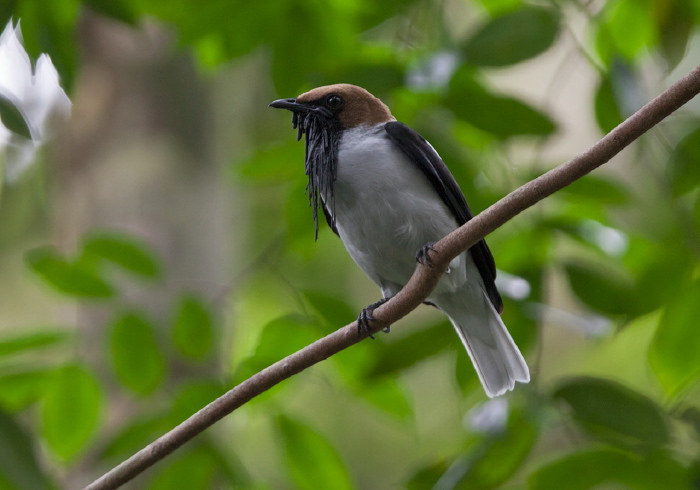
[84,64,700,490]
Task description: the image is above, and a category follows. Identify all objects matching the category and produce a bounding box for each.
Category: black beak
[270,98,333,121]
[269,98,306,111]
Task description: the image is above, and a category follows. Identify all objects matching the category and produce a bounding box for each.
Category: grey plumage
[270,84,529,397]
[333,125,529,396]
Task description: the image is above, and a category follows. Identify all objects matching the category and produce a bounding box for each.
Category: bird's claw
[416,242,437,268]
[357,298,391,338]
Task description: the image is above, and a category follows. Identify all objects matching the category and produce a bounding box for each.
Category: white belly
[328,125,466,297]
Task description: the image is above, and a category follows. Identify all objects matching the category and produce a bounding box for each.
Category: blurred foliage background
[1,0,700,488]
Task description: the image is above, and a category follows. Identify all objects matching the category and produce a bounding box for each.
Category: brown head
[270,84,394,129]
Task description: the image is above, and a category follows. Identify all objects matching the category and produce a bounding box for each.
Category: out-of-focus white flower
[537,303,612,338]
[495,270,531,300]
[465,398,509,435]
[407,51,460,91]
[578,219,628,256]
[0,20,71,182]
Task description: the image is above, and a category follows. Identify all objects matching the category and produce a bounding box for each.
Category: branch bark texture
[85,64,700,490]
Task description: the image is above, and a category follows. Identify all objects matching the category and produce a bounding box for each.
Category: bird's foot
[357,298,391,339]
[416,242,437,268]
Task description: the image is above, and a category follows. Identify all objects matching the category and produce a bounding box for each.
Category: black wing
[321,203,339,236]
[384,121,503,313]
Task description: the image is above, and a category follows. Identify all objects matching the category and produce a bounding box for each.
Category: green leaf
[82,231,161,279]
[0,92,32,140]
[455,342,479,391]
[560,174,629,205]
[148,448,218,490]
[236,141,301,183]
[13,0,80,90]
[277,415,353,490]
[0,1,18,29]
[594,73,625,134]
[233,315,320,384]
[42,363,103,462]
[499,267,543,351]
[168,381,226,427]
[462,6,560,66]
[363,321,453,378]
[267,1,356,95]
[110,312,166,396]
[284,178,323,257]
[100,414,170,462]
[303,290,357,328]
[0,330,72,357]
[529,448,692,490]
[553,377,669,449]
[446,67,556,139]
[456,410,537,488]
[657,0,694,70]
[172,295,214,361]
[25,246,114,299]
[649,279,700,395]
[563,259,637,316]
[495,224,553,270]
[317,62,404,95]
[678,406,700,438]
[407,460,449,490]
[631,243,692,315]
[0,370,51,412]
[0,409,54,490]
[354,377,412,418]
[667,126,700,196]
[82,0,137,25]
[472,0,522,16]
[595,0,658,63]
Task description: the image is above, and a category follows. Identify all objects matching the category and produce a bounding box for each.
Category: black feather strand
[291,110,341,239]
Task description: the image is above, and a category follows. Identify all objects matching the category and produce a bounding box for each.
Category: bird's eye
[326,94,344,111]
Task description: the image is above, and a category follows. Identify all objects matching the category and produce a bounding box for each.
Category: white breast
[328,124,465,297]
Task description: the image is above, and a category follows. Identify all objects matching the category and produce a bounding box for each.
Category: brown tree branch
[84,64,700,490]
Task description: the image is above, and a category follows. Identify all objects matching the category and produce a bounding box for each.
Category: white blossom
[407,51,460,91]
[465,398,509,435]
[0,20,71,182]
[495,270,532,300]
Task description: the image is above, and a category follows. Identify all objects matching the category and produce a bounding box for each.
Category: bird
[270,84,529,397]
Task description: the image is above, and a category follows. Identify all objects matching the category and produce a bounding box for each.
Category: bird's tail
[436,289,529,397]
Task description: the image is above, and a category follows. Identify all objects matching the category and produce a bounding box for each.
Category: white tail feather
[436,289,529,397]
